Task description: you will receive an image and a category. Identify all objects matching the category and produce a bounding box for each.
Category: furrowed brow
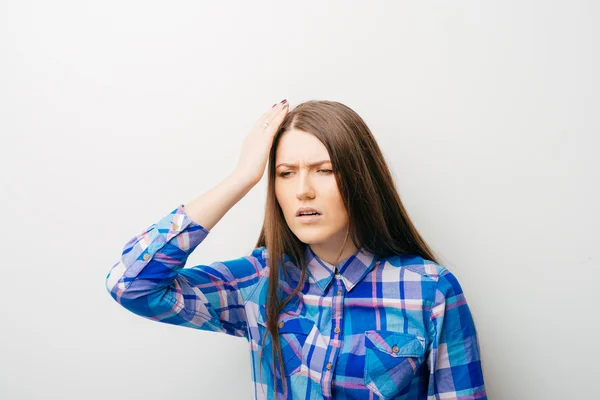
[276,160,331,169]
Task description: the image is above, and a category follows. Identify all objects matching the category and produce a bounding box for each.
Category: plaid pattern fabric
[106,204,487,399]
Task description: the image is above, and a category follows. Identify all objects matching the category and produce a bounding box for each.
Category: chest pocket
[363,330,426,399]
[257,304,316,378]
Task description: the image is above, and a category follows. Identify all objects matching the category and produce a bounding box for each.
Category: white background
[1,1,598,399]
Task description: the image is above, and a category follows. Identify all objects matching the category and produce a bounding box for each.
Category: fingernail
[280,99,287,104]
[272,103,277,108]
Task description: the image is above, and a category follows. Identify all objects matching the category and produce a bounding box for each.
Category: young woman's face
[274,129,349,248]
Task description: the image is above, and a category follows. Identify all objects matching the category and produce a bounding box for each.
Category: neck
[308,228,358,266]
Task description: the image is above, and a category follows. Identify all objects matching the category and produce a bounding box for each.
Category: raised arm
[105,100,290,338]
[104,174,257,338]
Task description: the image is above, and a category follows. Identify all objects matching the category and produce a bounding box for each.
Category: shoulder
[383,253,451,283]
[249,245,295,268]
[247,246,268,272]
[386,255,471,306]
[205,246,268,281]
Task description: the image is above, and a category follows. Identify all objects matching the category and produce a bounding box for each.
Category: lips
[296,207,321,217]
[296,211,323,224]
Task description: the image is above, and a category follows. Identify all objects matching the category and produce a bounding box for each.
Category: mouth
[296,212,323,223]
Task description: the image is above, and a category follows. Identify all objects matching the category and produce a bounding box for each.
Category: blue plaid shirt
[106,204,487,399]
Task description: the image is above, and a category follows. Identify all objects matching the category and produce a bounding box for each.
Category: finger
[255,101,286,127]
[272,102,289,120]
[264,102,289,127]
[261,104,289,136]
[265,100,286,117]
[258,101,288,128]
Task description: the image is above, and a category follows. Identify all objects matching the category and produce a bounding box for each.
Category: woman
[105,99,487,399]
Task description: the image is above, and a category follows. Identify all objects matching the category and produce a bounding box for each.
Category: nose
[296,171,315,200]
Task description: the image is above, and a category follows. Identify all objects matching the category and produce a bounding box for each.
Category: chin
[294,231,329,245]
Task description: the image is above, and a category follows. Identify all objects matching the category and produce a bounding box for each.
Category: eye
[278,169,334,178]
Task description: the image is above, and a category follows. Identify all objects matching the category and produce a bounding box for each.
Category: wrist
[229,170,258,189]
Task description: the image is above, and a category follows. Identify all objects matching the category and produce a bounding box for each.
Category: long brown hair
[253,100,441,397]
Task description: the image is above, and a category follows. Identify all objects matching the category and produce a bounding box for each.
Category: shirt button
[326,363,332,370]
[336,289,342,295]
[143,254,150,261]
[334,327,340,333]
[278,321,284,329]
[172,223,179,230]
[392,345,399,353]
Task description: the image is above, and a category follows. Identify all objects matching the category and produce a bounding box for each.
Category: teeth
[300,212,318,216]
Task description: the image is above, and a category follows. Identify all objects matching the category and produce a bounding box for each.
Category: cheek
[325,189,348,221]
[275,186,291,214]
[274,186,283,208]
[331,204,348,224]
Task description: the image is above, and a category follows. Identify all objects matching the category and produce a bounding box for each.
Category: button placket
[332,275,344,338]
[321,270,345,398]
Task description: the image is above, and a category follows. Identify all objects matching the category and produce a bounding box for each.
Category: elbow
[105,260,127,303]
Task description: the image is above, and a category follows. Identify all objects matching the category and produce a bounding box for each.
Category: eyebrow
[276,159,332,169]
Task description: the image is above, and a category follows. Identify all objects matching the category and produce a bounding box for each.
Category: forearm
[183,172,256,231]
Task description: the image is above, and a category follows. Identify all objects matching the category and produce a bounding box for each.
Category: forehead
[275,129,329,163]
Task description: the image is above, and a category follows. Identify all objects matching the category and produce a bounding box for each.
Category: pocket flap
[364,330,425,358]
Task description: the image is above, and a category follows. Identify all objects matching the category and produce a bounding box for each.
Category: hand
[233,99,289,185]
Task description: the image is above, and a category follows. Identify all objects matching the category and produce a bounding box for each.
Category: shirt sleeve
[105,204,263,340]
[426,269,487,399]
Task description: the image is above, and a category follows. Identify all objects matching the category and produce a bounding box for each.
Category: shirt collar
[304,244,379,293]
